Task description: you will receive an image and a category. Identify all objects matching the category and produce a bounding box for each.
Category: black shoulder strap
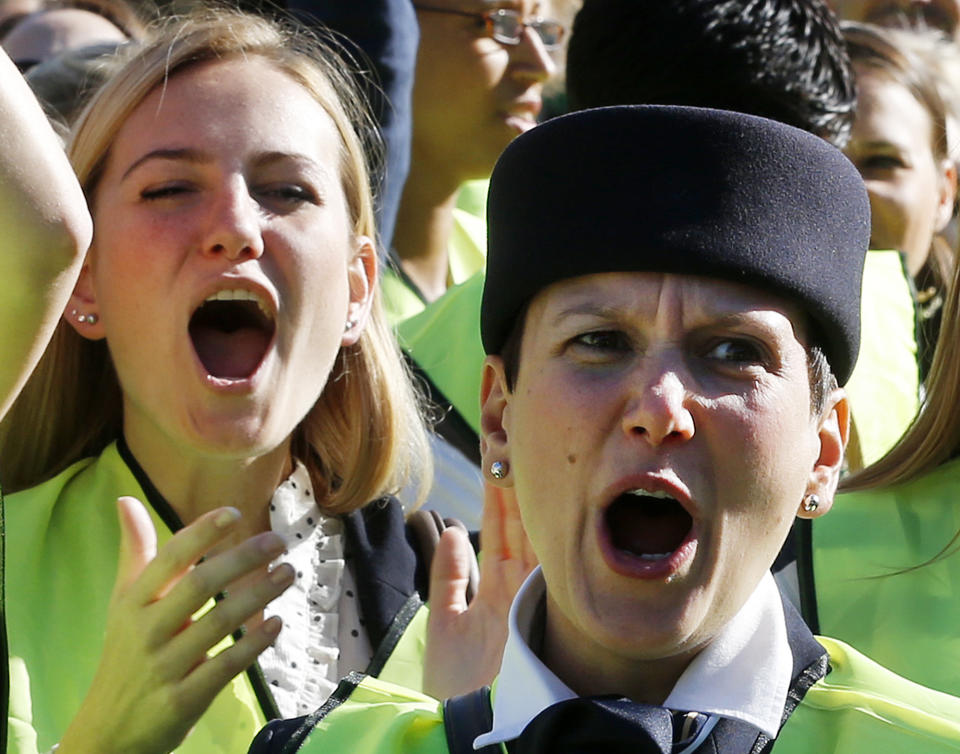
[443,686,501,754]
[248,672,366,754]
[793,518,821,634]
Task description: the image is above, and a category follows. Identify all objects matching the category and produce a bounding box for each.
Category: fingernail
[214,508,241,528]
[260,533,286,556]
[269,564,294,585]
[265,616,283,636]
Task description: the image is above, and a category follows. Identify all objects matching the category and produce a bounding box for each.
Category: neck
[392,139,466,303]
[123,419,292,541]
[540,595,695,705]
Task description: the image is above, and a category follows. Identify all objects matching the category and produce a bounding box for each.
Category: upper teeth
[205,289,271,318]
[626,489,675,499]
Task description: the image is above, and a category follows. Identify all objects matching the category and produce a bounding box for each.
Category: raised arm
[0,47,90,420]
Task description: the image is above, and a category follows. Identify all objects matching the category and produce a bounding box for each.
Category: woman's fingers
[115,496,160,594]
[476,483,537,603]
[177,615,284,715]
[161,562,295,673]
[428,527,474,616]
[123,504,243,606]
[147,531,287,640]
[422,485,537,699]
[59,505,294,754]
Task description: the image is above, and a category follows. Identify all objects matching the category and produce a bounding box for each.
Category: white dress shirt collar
[474,567,792,749]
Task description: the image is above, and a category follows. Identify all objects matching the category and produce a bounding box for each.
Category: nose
[510,24,556,84]
[621,365,695,447]
[203,179,265,261]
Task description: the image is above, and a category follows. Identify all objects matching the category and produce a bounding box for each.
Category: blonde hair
[0,7,432,513]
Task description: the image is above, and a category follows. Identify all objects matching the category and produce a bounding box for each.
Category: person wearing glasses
[250,105,960,754]
[383,1,564,320]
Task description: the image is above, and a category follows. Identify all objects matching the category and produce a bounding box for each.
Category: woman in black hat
[251,105,960,754]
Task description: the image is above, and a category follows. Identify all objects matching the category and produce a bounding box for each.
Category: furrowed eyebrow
[702,312,764,328]
[551,301,622,325]
[121,147,210,181]
[551,303,777,331]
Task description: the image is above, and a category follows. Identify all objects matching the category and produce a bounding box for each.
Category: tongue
[608,498,690,556]
[191,325,270,379]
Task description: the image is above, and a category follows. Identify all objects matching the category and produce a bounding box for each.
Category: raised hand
[423,482,537,700]
[56,497,294,754]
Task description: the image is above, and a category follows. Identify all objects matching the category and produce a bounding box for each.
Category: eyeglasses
[414,5,566,50]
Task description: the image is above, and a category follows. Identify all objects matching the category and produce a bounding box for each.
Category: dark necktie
[511,696,675,754]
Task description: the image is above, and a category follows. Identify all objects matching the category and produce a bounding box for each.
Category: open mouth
[188,289,275,380]
[605,490,693,561]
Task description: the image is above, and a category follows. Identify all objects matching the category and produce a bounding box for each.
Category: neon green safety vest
[281,636,960,753]
[844,250,919,467]
[5,442,427,754]
[812,457,960,697]
[382,181,489,326]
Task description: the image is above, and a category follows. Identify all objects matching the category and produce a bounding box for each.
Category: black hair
[566,0,856,147]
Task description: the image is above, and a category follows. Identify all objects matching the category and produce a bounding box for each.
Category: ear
[798,388,850,519]
[479,355,513,487]
[342,235,377,347]
[935,158,957,232]
[64,261,106,340]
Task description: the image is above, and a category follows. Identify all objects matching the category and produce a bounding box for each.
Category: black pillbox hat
[481,105,870,384]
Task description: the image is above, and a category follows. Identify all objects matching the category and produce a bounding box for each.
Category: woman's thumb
[115,495,157,593]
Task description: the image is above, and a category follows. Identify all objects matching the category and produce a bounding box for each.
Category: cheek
[713,394,815,513]
[507,373,600,523]
[509,368,604,465]
[865,179,914,241]
[473,44,511,88]
[90,245,155,322]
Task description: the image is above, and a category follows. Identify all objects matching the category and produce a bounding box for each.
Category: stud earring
[490,460,508,480]
[75,311,98,325]
[802,493,820,513]
[344,319,355,332]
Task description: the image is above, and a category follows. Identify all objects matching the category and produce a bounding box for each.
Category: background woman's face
[412,0,557,178]
[844,67,955,276]
[80,56,371,460]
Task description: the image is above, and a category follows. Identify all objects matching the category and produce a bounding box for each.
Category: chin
[181,411,289,460]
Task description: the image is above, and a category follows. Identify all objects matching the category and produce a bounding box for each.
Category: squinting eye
[259,185,317,205]
[860,154,906,172]
[140,184,192,200]
[704,338,765,365]
[572,330,630,352]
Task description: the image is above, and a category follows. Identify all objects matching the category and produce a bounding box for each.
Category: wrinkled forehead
[524,271,811,342]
